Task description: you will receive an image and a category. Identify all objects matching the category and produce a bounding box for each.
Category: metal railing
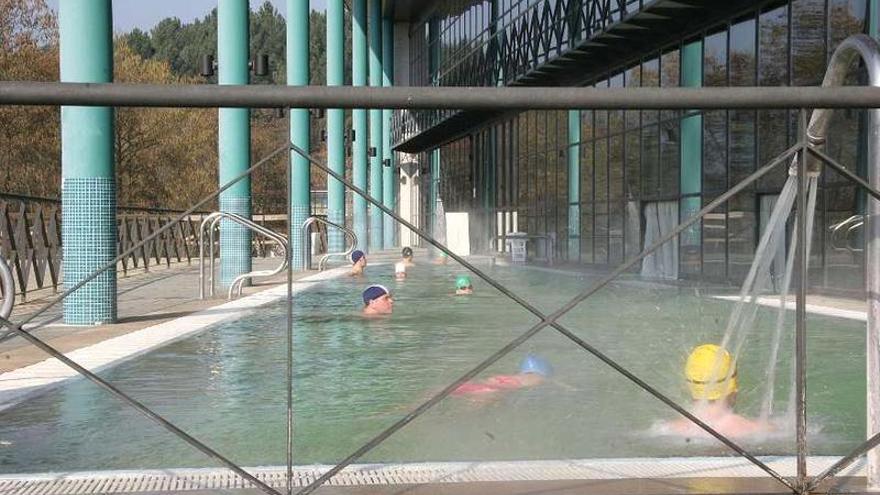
[198,211,288,300]
[830,214,864,253]
[300,216,357,271]
[0,255,13,319]
[0,34,880,495]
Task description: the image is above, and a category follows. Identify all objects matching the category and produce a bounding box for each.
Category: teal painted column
[568,110,580,261]
[327,0,345,252]
[288,0,310,269]
[218,0,252,286]
[428,16,440,238]
[368,0,384,250]
[680,40,703,258]
[871,0,878,38]
[382,17,395,248]
[352,0,368,251]
[60,0,116,325]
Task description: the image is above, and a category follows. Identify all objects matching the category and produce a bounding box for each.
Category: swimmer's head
[362,284,393,314]
[455,275,472,290]
[350,250,366,266]
[519,354,553,377]
[402,247,413,259]
[685,344,738,401]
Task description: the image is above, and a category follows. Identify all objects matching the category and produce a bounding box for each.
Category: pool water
[0,262,867,473]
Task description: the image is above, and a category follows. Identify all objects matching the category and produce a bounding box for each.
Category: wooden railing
[0,194,287,302]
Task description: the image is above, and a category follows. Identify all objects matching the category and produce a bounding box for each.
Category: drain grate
[0,457,864,494]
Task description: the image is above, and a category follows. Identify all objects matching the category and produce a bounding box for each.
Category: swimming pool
[0,262,867,473]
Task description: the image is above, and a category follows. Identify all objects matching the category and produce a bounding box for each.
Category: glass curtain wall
[427,0,868,294]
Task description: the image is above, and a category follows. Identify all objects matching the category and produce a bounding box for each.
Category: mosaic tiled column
[368,0,384,251]
[60,0,116,325]
[381,16,396,248]
[568,110,580,261]
[326,0,346,253]
[218,0,252,287]
[352,0,368,252]
[288,0,311,269]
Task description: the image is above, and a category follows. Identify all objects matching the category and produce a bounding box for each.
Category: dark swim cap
[402,247,413,258]
[350,250,365,264]
[362,285,389,304]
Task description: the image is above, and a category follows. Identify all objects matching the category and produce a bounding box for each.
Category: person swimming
[349,250,367,277]
[401,246,415,267]
[362,284,393,316]
[432,251,449,265]
[454,275,473,295]
[451,354,551,396]
[394,262,407,281]
[663,344,772,439]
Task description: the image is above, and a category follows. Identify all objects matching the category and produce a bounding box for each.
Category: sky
[46,0,326,33]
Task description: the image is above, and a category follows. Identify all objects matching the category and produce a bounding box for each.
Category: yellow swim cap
[685,344,738,401]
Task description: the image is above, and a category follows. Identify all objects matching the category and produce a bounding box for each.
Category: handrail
[829,214,863,252]
[207,214,288,299]
[0,256,13,319]
[300,216,357,271]
[198,211,288,299]
[846,218,865,253]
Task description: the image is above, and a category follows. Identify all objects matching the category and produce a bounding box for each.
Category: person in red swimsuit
[452,354,551,397]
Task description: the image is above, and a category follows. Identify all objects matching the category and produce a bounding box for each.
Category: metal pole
[290,142,798,495]
[6,82,880,110]
[286,108,294,495]
[796,108,809,491]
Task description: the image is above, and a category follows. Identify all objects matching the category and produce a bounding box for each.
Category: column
[288,0,310,269]
[218,0,253,284]
[60,0,116,324]
[326,0,345,252]
[368,0,384,250]
[352,0,368,251]
[568,110,580,261]
[382,16,395,248]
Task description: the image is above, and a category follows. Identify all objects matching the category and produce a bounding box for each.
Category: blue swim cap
[519,354,552,377]
[362,284,389,304]
[350,250,365,264]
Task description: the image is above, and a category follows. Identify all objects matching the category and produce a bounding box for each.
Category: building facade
[390,0,874,295]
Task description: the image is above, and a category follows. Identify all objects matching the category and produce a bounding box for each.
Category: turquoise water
[0,263,867,473]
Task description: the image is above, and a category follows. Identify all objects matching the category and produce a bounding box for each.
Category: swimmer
[362,284,393,316]
[432,251,449,265]
[663,344,772,439]
[401,247,415,267]
[451,354,551,397]
[394,262,407,281]
[454,275,473,295]
[349,250,366,277]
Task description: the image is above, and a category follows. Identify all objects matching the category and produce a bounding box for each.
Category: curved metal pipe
[0,256,13,319]
[799,34,880,490]
[198,212,288,299]
[301,216,357,271]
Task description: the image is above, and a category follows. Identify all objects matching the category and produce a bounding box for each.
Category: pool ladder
[198,211,289,300]
[0,255,13,319]
[301,216,358,271]
[829,214,864,253]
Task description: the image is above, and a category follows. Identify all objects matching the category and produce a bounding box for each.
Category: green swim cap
[455,276,472,290]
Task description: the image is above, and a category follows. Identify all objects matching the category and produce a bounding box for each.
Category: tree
[0,0,60,198]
